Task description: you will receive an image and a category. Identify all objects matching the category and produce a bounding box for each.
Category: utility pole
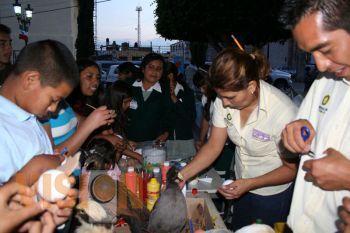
[93,0,97,50]
[136,6,142,47]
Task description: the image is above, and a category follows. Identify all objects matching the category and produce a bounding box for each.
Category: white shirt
[288,74,350,233]
[213,80,297,195]
[132,79,162,93]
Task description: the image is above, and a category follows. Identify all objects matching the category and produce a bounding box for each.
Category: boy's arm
[9,154,64,186]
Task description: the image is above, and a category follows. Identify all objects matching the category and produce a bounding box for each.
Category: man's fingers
[343,197,350,211]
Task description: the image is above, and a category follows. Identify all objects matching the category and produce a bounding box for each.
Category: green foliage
[154,0,290,48]
[75,0,95,59]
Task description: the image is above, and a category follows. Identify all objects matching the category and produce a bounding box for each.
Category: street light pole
[13,0,33,46]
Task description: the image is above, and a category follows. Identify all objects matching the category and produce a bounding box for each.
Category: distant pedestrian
[0,24,13,86]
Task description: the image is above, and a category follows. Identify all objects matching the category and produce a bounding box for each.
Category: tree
[154,0,290,50]
[75,0,95,59]
[190,42,208,67]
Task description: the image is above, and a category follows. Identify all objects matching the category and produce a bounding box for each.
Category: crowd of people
[0,0,350,232]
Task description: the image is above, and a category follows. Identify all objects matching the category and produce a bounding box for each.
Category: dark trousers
[231,183,294,231]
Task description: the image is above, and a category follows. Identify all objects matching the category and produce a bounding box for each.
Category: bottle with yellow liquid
[146,178,160,211]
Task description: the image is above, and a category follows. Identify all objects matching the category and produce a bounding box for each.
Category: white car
[104,64,119,83]
[269,69,293,89]
[268,69,302,104]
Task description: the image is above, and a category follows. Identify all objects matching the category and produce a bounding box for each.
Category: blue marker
[300,126,315,157]
[301,126,311,141]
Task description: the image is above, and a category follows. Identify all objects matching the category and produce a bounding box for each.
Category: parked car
[269,69,292,88]
[104,64,119,83]
[267,69,300,101]
[101,61,141,84]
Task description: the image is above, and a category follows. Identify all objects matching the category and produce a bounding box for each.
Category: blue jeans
[231,183,294,231]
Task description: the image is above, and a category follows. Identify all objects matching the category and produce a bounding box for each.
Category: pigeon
[147,166,188,233]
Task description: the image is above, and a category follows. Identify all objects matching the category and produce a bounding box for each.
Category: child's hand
[85,106,116,130]
[0,183,45,233]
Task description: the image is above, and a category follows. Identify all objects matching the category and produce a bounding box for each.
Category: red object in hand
[192,188,198,196]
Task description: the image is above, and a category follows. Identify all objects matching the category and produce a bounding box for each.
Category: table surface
[186,167,223,194]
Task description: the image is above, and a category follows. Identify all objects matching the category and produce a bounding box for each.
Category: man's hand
[337,197,350,233]
[303,148,350,190]
[282,119,315,153]
[155,132,169,144]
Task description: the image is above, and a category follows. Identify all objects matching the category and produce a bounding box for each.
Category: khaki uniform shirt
[213,80,297,195]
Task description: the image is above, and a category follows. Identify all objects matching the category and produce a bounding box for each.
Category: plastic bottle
[153,167,162,185]
[146,178,160,211]
[162,161,170,185]
[142,170,151,203]
[125,166,137,194]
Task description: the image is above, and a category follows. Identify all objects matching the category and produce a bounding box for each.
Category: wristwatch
[177,171,184,182]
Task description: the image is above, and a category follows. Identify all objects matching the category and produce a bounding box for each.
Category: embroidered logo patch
[322,95,330,105]
[319,95,330,113]
[252,129,270,142]
[224,113,233,127]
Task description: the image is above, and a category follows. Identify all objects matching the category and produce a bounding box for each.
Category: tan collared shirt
[288,75,350,233]
[213,80,297,195]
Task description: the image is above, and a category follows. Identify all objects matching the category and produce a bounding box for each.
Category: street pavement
[292,82,305,95]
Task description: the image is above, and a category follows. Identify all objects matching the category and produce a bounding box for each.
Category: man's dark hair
[12,39,79,88]
[118,61,136,74]
[0,24,11,34]
[280,0,350,33]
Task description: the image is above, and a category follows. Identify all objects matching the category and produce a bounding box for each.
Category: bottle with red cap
[161,161,170,185]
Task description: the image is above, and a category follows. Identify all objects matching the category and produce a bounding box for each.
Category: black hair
[163,62,188,88]
[141,53,165,69]
[66,58,102,116]
[279,0,350,33]
[0,24,11,34]
[76,58,101,74]
[81,138,116,170]
[102,80,132,137]
[193,68,216,121]
[118,62,136,74]
[12,40,79,88]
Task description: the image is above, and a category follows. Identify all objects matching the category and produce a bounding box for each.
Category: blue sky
[97,0,175,47]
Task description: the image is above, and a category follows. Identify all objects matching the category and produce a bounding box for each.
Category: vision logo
[322,95,330,105]
[224,113,233,127]
[319,95,330,113]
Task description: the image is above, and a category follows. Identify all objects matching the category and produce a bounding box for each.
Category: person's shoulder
[261,81,297,114]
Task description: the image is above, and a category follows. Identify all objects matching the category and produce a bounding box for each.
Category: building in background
[169,41,218,65]
[0,0,78,59]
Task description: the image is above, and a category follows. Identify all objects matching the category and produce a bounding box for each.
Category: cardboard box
[186,194,227,232]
